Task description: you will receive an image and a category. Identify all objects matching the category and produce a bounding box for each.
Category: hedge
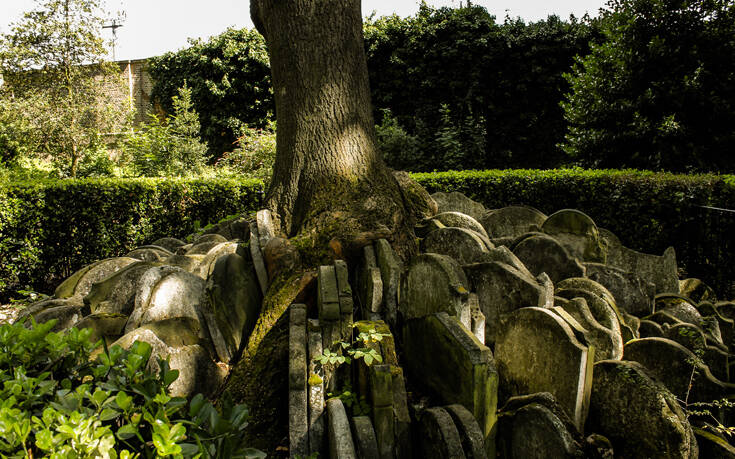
[0,177,264,301]
[2,170,734,300]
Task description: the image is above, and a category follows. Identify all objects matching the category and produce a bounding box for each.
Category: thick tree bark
[251,0,422,254]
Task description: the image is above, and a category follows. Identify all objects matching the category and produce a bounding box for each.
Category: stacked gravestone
[289,304,309,457]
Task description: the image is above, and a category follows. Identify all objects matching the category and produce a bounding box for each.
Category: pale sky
[0,1,608,61]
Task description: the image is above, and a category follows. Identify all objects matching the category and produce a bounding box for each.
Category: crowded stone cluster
[16,191,735,458]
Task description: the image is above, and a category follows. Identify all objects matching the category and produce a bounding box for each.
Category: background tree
[561,0,735,172]
[0,0,129,177]
[149,28,273,159]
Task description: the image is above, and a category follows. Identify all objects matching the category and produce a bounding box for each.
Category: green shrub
[0,318,264,458]
[216,122,276,181]
[0,177,263,301]
[122,85,208,177]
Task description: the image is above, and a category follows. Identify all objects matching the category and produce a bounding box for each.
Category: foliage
[148,28,273,158]
[0,177,263,301]
[364,5,599,171]
[374,109,420,171]
[216,121,276,180]
[0,318,264,458]
[0,0,132,177]
[123,85,208,177]
[561,0,735,172]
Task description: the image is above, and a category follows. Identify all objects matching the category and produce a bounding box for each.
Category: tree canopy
[562,0,735,172]
[0,0,130,176]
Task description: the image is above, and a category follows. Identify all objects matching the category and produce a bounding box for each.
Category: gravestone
[289,304,309,457]
[399,253,471,328]
[555,297,623,361]
[249,222,269,294]
[599,228,679,294]
[308,319,326,456]
[541,209,606,263]
[374,239,401,329]
[55,257,138,299]
[445,404,488,459]
[421,226,491,265]
[464,261,550,345]
[495,307,593,431]
[584,263,655,317]
[418,407,466,459]
[479,206,546,240]
[588,360,697,459]
[327,398,358,459]
[403,312,498,455]
[431,211,490,240]
[512,233,585,283]
[431,191,487,222]
[203,252,261,363]
[351,416,379,459]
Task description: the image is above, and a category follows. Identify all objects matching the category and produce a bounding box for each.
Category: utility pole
[103,19,123,60]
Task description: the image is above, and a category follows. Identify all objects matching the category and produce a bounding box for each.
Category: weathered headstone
[479,206,546,239]
[623,337,735,403]
[403,312,498,455]
[351,416,379,459]
[289,304,309,457]
[334,259,354,340]
[203,252,261,363]
[600,228,679,294]
[374,239,401,329]
[84,261,156,316]
[307,319,326,456]
[431,211,490,240]
[588,360,698,459]
[256,209,276,249]
[357,245,383,319]
[249,221,269,294]
[512,233,585,283]
[679,278,716,304]
[495,307,593,431]
[584,263,655,317]
[327,398,358,459]
[497,402,584,459]
[421,226,491,264]
[541,209,606,263]
[125,245,172,262]
[132,270,207,335]
[431,191,487,222]
[150,237,186,252]
[399,253,470,328]
[370,364,395,459]
[464,261,550,345]
[55,257,138,299]
[555,297,623,361]
[418,407,466,459]
[468,293,486,345]
[445,404,488,459]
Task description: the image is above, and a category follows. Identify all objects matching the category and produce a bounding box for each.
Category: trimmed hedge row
[0,177,264,301]
[2,170,734,300]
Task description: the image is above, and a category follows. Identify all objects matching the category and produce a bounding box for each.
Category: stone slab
[479,206,546,239]
[421,226,490,264]
[495,307,593,431]
[400,253,470,328]
[307,319,325,457]
[418,407,466,459]
[289,304,308,457]
[327,398,357,459]
[318,265,341,321]
[445,404,488,459]
[351,416,380,459]
[403,312,497,452]
[249,222,269,294]
[374,239,401,330]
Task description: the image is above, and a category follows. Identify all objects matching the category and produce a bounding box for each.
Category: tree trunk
[251,0,426,256]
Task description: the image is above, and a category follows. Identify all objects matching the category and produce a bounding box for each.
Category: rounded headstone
[541,209,606,263]
[421,226,491,265]
[432,211,489,239]
[431,191,487,222]
[512,233,585,283]
[480,206,546,239]
[418,407,465,459]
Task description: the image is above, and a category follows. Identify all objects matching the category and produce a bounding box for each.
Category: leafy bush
[123,85,208,177]
[561,0,735,172]
[0,318,264,458]
[148,28,273,158]
[374,109,420,171]
[216,122,276,180]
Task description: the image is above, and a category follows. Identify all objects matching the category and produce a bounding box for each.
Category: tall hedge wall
[2,170,734,300]
[0,178,264,301]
